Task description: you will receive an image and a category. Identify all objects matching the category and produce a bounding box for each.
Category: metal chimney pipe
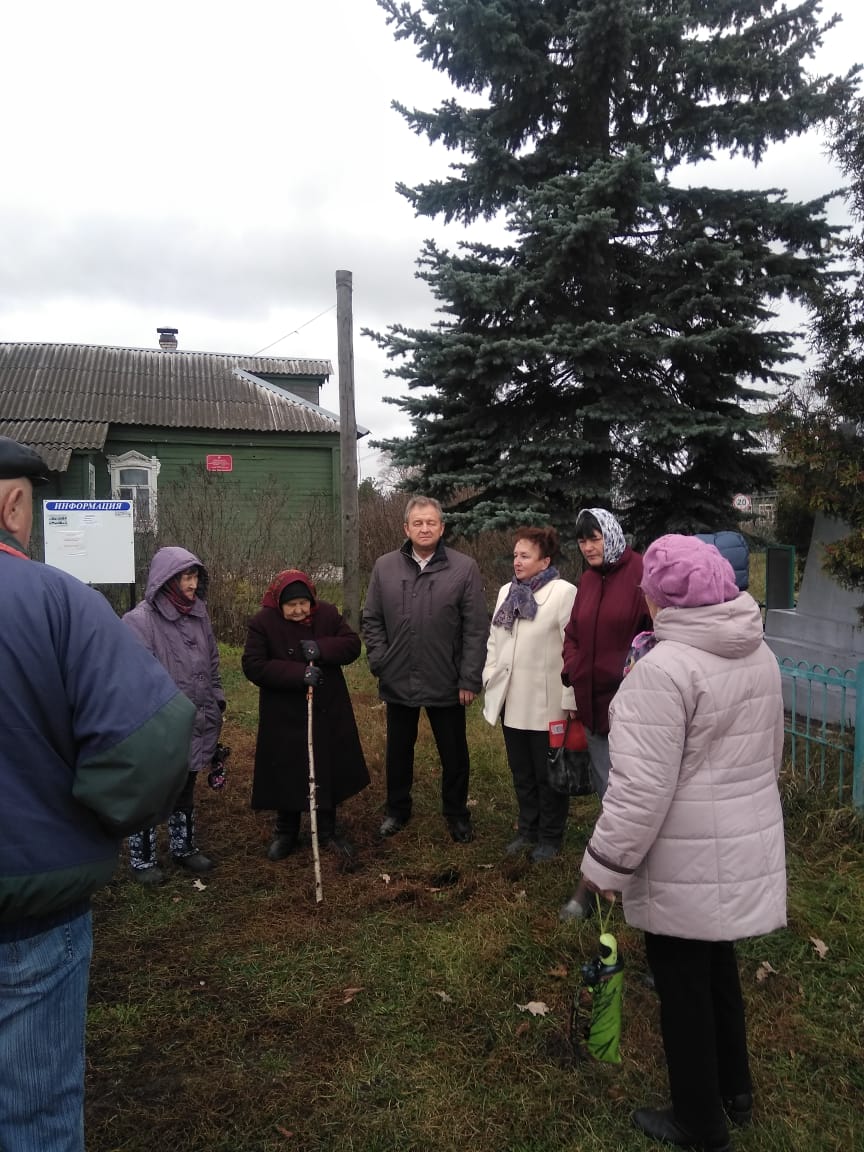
[157,327,179,351]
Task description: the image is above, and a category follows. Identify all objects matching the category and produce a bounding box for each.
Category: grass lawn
[85,645,864,1151]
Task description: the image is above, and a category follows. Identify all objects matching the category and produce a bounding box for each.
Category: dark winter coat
[362,539,488,707]
[694,531,750,591]
[561,547,650,735]
[123,547,224,773]
[1,528,194,930]
[242,582,369,812]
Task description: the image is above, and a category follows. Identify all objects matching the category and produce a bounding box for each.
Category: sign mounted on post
[43,500,135,584]
[206,454,233,472]
[732,493,752,513]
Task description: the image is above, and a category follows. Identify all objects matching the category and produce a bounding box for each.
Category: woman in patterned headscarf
[559,509,650,917]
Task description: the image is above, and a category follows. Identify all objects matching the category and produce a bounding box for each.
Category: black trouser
[644,932,751,1143]
[502,725,569,847]
[175,771,197,810]
[384,702,470,822]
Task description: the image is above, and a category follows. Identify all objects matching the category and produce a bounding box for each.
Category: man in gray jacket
[362,497,487,842]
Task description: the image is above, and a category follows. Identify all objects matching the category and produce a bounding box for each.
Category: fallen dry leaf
[432,990,453,1003]
[275,1125,294,1139]
[517,1000,550,1016]
[548,963,569,980]
[755,961,778,982]
[810,937,829,960]
[342,987,364,1004]
[192,878,207,891]
[514,1021,531,1037]
[380,873,391,885]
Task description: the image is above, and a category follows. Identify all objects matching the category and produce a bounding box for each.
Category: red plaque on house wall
[206,454,233,472]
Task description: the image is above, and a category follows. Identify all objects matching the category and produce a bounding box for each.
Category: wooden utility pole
[336,269,360,628]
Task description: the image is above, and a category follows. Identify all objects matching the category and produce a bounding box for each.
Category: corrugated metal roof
[0,343,337,434]
[0,419,109,473]
[0,418,109,450]
[31,444,72,472]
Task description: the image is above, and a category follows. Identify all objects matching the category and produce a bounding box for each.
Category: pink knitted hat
[641,534,740,609]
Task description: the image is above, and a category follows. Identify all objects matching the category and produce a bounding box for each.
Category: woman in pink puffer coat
[580,534,786,1152]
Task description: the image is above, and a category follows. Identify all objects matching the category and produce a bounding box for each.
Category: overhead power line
[253,304,336,355]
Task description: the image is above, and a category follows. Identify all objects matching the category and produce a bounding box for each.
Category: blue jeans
[0,909,92,1152]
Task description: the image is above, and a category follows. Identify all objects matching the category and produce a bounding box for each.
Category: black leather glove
[301,639,321,662]
[303,665,323,688]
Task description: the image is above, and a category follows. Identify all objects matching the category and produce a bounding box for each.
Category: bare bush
[454,528,584,610]
[357,481,584,611]
[111,472,586,640]
[358,481,406,579]
[142,467,337,644]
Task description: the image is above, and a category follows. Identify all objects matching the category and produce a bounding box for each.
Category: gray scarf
[492,565,560,632]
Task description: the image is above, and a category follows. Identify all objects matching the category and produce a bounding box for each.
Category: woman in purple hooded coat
[123,546,225,884]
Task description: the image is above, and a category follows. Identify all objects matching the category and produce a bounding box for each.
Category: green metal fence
[777,658,864,811]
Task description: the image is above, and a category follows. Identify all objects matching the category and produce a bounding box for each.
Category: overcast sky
[1,0,861,480]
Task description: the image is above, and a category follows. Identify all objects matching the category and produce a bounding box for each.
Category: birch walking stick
[305,667,324,904]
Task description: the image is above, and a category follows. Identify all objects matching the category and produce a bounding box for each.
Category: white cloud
[1,0,862,476]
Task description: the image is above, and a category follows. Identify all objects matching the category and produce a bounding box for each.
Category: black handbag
[547,719,593,796]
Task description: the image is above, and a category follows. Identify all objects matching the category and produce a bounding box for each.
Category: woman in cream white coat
[483,526,576,861]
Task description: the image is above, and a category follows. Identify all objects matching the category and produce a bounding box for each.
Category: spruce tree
[371,0,859,539]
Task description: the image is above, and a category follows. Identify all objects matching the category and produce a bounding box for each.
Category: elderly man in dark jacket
[0,435,194,1152]
[363,497,487,842]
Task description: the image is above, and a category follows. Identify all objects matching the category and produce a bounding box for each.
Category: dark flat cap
[0,435,50,486]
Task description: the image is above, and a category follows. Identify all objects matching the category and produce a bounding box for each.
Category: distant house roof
[0,342,359,471]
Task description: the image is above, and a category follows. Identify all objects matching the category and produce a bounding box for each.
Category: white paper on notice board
[42,500,135,584]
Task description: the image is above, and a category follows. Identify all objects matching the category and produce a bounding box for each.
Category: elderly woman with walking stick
[242,570,369,869]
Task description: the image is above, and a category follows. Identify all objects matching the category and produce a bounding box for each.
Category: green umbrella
[580,902,624,1063]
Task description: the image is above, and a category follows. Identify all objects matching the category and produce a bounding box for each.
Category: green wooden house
[0,333,363,565]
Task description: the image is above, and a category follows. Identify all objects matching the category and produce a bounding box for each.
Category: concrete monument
[765,513,863,725]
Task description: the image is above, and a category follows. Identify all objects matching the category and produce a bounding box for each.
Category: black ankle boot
[632,1107,730,1152]
[267,831,299,860]
[169,809,215,872]
[722,1092,752,1127]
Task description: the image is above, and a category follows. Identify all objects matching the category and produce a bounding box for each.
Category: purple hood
[145,547,209,604]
